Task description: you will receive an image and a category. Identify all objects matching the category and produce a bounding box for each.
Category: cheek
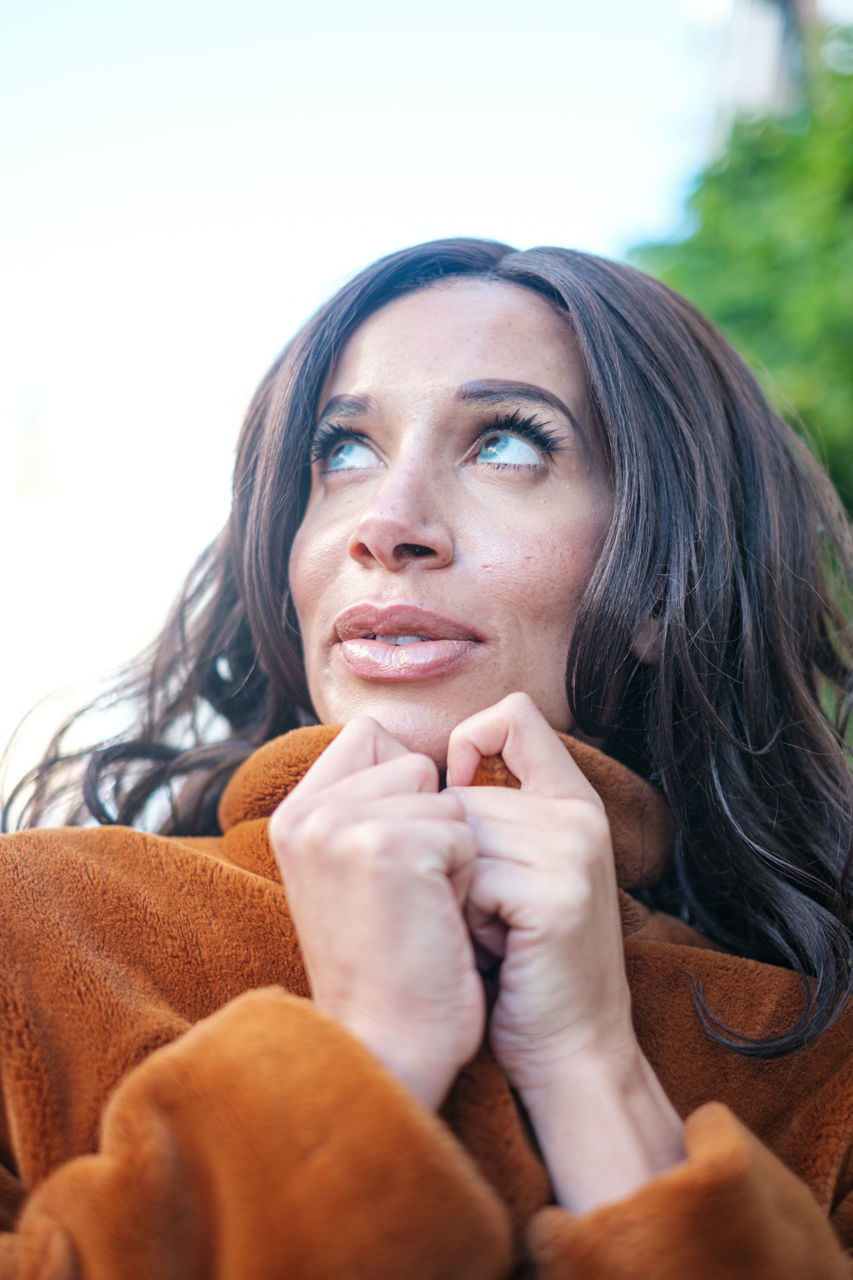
[502,523,604,726]
[288,489,359,630]
[288,521,322,636]
[489,515,605,623]
[288,523,332,715]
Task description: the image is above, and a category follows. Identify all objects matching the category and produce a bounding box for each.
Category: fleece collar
[218,726,673,892]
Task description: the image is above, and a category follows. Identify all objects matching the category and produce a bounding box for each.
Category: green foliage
[631,28,853,510]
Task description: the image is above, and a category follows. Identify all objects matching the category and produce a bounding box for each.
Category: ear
[631,615,662,664]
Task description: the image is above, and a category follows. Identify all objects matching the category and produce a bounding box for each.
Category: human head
[210,236,852,1052]
[287,277,612,765]
[221,237,847,786]
[19,237,853,1053]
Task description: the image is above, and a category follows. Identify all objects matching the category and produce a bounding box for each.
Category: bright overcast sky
[2,0,851,763]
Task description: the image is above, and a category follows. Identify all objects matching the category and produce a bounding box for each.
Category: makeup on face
[288,279,612,767]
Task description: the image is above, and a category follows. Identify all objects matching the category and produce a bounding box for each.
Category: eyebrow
[457,379,590,458]
[316,393,374,422]
[316,380,591,461]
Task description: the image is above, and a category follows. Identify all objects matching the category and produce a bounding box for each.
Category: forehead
[323,279,586,408]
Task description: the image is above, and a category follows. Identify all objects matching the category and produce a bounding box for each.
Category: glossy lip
[332,603,485,682]
[333,602,485,644]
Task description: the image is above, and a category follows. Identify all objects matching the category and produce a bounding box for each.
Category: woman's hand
[268,716,485,1111]
[446,692,630,1087]
[446,693,684,1210]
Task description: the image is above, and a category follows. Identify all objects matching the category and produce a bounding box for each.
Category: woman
[2,237,853,1278]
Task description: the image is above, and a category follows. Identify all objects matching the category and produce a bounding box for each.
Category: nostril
[348,512,453,570]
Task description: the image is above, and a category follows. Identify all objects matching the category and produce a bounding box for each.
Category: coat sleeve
[0,988,512,1280]
[526,1101,853,1279]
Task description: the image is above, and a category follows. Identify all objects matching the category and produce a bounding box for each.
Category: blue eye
[475,433,541,467]
[324,438,377,472]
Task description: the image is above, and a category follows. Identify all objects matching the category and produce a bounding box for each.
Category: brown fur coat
[0,726,851,1277]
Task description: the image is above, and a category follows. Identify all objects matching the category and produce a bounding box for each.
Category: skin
[272,281,684,1213]
[289,279,611,769]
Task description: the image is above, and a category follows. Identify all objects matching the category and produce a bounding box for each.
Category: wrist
[520,1038,685,1212]
[333,1010,459,1111]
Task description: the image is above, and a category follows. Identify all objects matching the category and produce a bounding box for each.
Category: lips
[332,603,483,681]
[334,603,483,644]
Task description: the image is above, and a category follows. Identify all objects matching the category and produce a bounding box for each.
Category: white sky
[3,0,852,767]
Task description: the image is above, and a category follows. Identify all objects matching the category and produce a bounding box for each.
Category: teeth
[370,634,428,646]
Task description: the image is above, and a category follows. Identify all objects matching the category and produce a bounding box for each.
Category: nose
[347,464,454,571]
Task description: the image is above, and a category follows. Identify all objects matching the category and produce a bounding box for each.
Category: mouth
[332,603,484,681]
[363,635,435,646]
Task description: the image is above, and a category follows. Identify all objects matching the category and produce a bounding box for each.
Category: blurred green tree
[631,27,853,510]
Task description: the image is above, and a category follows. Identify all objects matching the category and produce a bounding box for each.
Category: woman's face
[289,279,612,767]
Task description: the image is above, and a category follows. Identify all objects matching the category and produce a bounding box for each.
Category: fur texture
[0,728,850,1276]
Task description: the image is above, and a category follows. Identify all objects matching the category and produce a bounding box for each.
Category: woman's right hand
[268,717,485,1110]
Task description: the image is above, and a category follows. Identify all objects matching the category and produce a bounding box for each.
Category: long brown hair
[6,238,853,1055]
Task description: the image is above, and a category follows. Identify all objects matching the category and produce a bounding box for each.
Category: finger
[446,692,600,801]
[466,855,551,934]
[300,752,444,813]
[448,850,476,908]
[342,814,477,885]
[465,900,508,960]
[325,790,467,828]
[447,786,564,830]
[467,843,620,945]
[271,780,463,858]
[289,716,436,800]
[449,799,554,868]
[271,750,445,850]
[448,788,610,866]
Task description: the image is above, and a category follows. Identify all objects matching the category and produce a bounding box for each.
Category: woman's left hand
[446,692,684,1211]
[446,692,629,1089]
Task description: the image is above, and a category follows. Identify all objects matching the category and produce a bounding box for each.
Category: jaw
[307,660,488,770]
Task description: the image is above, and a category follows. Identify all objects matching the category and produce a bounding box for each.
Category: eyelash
[309,410,564,470]
[475,410,565,466]
[309,422,366,467]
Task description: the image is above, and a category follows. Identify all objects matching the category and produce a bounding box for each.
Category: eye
[474,432,542,467]
[324,438,377,472]
[310,423,380,473]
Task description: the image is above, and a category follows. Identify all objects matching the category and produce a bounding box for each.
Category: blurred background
[3,0,853,773]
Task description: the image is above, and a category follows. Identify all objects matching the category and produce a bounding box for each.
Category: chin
[362,706,456,771]
[311,683,573,770]
[314,689,470,771]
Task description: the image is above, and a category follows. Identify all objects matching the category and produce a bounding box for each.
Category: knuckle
[562,838,606,886]
[348,818,398,867]
[458,824,479,863]
[268,800,295,847]
[438,789,466,822]
[270,801,333,861]
[298,805,336,850]
[503,690,537,716]
[562,797,610,844]
[579,803,612,846]
[338,715,382,747]
[539,878,594,931]
[400,751,439,791]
